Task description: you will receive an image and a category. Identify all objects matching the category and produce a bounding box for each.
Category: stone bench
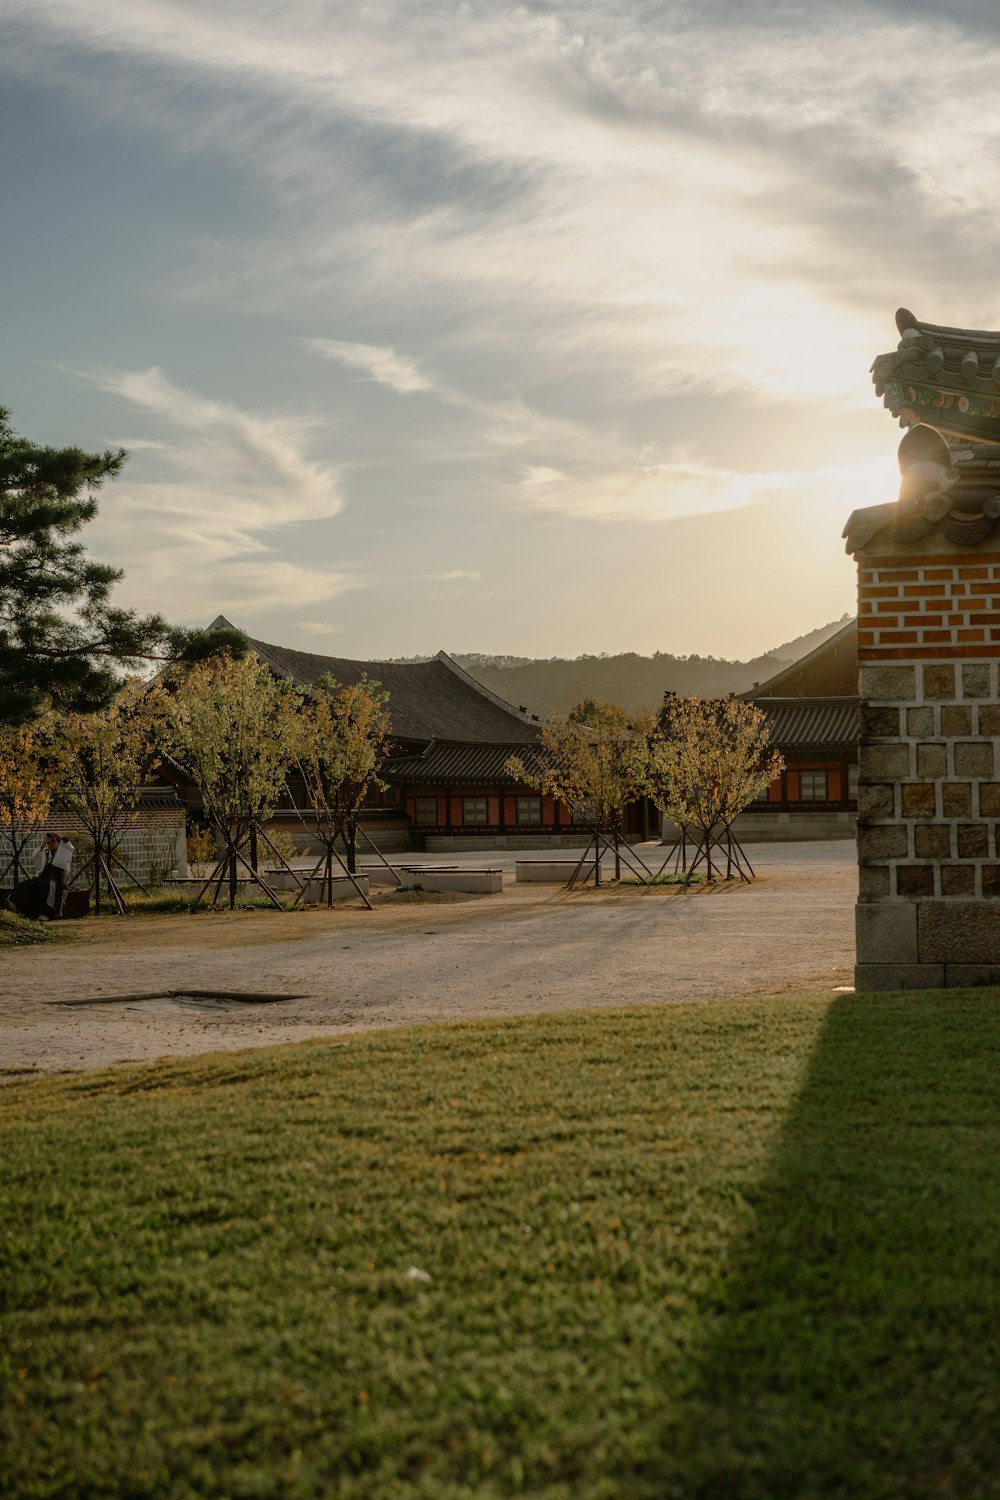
[515,860,605,882]
[360,865,408,887]
[1,887,90,919]
[398,866,503,894]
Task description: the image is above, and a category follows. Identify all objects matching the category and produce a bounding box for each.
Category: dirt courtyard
[0,841,857,1077]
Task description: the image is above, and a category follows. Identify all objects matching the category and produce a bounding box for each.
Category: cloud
[302,339,432,394]
[11,0,992,412]
[65,365,356,619]
[518,453,900,525]
[295,619,341,636]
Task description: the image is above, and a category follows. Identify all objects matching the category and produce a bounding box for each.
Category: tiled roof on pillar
[844,422,1000,555]
[872,307,1000,444]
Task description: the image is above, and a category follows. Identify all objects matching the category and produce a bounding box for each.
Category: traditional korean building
[199,618,648,849]
[657,618,861,843]
[736,618,860,840]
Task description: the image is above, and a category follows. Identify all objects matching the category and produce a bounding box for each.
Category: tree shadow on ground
[648,993,1000,1500]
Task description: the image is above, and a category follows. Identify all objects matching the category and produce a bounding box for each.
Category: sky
[2,0,999,661]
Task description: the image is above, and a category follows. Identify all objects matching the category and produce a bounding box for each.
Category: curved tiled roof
[208,617,539,745]
[756,698,860,752]
[742,619,858,697]
[872,307,1000,444]
[385,740,545,786]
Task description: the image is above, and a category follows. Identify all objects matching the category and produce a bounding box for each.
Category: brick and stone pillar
[853,542,1000,988]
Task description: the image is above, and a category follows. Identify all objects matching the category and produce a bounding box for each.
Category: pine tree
[0,406,245,723]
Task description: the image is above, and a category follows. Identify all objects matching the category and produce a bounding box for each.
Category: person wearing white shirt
[7,833,75,920]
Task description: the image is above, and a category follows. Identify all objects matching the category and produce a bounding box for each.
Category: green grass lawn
[0,910,62,947]
[3,995,1000,1498]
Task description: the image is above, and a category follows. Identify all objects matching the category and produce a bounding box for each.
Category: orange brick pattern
[858,553,1000,659]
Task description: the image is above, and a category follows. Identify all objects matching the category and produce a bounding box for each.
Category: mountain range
[438,616,853,718]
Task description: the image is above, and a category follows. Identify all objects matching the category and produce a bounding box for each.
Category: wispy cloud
[518,453,900,526]
[5,3,998,652]
[302,339,432,394]
[67,365,356,619]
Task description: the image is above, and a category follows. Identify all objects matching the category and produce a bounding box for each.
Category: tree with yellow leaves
[0,719,55,888]
[506,698,656,886]
[55,684,172,913]
[294,674,390,903]
[168,652,299,908]
[649,695,783,881]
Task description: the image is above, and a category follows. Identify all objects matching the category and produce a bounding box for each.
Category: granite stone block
[980,705,1000,735]
[983,865,1000,898]
[856,902,918,964]
[896,865,935,897]
[856,783,894,820]
[858,865,891,899]
[906,705,936,737]
[954,741,994,778]
[943,965,1000,987]
[918,900,1000,964]
[941,864,975,896]
[914,824,951,858]
[854,963,946,991]
[860,743,911,782]
[861,704,901,738]
[979,784,1000,816]
[900,783,936,817]
[942,783,973,818]
[857,825,909,862]
[915,743,947,778]
[962,663,992,700]
[859,664,916,703]
[958,824,989,858]
[941,705,973,737]
[924,664,956,700]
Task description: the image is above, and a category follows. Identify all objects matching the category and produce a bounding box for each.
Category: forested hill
[445,616,852,718]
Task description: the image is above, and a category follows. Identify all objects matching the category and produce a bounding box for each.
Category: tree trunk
[346,819,357,874]
[228,847,238,909]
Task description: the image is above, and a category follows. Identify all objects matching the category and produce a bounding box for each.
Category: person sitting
[8,833,75,921]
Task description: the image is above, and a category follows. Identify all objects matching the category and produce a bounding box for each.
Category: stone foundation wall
[855,547,1000,988]
[660,811,856,843]
[4,808,186,887]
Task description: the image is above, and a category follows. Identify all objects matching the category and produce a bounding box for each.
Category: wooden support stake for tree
[597,833,650,883]
[357,825,402,886]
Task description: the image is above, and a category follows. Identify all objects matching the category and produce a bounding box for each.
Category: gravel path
[0,841,856,1076]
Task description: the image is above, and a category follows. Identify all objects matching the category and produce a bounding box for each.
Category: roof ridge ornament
[845,310,1000,553]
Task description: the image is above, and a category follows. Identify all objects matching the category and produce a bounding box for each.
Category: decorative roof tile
[843,418,1000,554]
[872,307,1000,444]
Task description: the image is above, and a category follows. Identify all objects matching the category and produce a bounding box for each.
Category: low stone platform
[515,860,604,883]
[398,865,503,893]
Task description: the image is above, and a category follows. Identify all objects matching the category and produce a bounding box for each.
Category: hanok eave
[736,618,860,840]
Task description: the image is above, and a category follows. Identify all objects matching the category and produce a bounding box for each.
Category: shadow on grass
[651,992,1000,1500]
